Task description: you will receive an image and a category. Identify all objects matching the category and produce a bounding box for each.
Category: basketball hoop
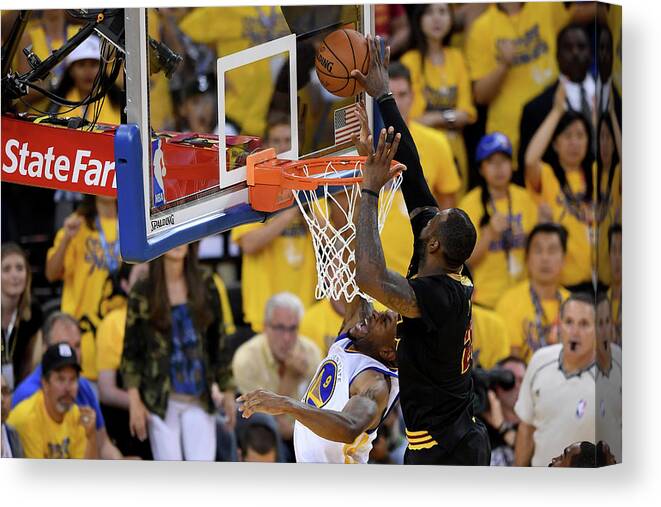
[247,148,403,302]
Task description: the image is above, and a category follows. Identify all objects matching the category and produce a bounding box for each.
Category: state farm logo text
[2,139,116,188]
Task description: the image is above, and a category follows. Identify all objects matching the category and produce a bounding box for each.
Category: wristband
[362,188,380,199]
[376,91,393,104]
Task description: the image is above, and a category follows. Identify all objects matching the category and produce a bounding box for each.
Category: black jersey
[377,96,477,448]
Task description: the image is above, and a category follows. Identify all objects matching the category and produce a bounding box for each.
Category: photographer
[474,356,526,466]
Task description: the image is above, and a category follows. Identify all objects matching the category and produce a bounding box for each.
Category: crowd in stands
[1,3,621,466]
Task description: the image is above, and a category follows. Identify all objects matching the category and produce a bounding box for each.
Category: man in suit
[517,24,593,184]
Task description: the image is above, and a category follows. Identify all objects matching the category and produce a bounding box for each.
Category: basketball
[315,29,370,98]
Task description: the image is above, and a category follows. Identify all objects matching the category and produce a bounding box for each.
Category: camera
[471,366,515,415]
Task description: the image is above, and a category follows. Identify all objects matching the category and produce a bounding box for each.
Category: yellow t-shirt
[59,88,121,125]
[380,121,461,276]
[96,305,127,373]
[231,216,317,331]
[465,3,572,162]
[495,280,570,364]
[7,390,88,459]
[530,163,593,287]
[47,216,122,380]
[597,163,621,285]
[459,184,538,308]
[401,48,476,195]
[179,6,291,137]
[471,305,510,370]
[402,47,477,123]
[299,299,345,355]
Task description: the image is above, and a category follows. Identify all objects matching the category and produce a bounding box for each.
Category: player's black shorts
[404,418,491,466]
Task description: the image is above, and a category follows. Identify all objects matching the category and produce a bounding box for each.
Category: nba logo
[152,138,167,207]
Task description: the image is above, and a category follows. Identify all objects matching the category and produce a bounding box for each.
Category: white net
[291,159,403,302]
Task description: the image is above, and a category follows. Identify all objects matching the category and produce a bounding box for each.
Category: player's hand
[63,213,83,241]
[363,127,406,193]
[350,34,390,99]
[79,406,97,437]
[351,100,371,157]
[496,39,516,67]
[487,212,509,237]
[129,396,150,441]
[238,389,290,418]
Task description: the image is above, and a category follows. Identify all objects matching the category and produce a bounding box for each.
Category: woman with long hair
[401,3,476,196]
[459,133,538,308]
[525,85,595,291]
[45,194,121,383]
[1,243,43,389]
[121,243,235,461]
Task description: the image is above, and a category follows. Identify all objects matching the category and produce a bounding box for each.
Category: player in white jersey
[238,297,400,464]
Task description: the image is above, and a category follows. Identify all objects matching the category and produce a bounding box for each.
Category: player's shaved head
[436,209,477,270]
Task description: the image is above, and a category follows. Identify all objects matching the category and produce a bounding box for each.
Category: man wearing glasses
[232,292,321,452]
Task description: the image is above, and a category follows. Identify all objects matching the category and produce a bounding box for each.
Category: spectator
[15,10,78,109]
[374,4,410,60]
[401,3,476,195]
[121,243,235,461]
[595,292,622,463]
[237,413,281,463]
[607,224,622,345]
[11,311,122,459]
[52,35,122,125]
[480,356,526,466]
[465,2,595,174]
[596,22,622,126]
[172,73,217,134]
[357,68,460,275]
[514,293,596,467]
[596,108,622,285]
[2,373,24,458]
[299,297,346,355]
[496,223,570,362]
[45,194,121,384]
[264,111,292,155]
[524,88,595,291]
[96,262,151,459]
[231,206,317,332]
[471,304,510,370]
[519,24,594,174]
[548,441,596,467]
[7,343,97,459]
[2,243,44,389]
[460,133,538,308]
[178,6,291,137]
[231,292,321,444]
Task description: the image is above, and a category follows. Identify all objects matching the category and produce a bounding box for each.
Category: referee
[352,35,490,465]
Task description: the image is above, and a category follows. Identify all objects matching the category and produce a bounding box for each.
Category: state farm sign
[1,116,117,196]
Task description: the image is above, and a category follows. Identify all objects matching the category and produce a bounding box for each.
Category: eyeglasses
[267,323,299,334]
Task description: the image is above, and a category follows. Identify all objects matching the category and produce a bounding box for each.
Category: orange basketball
[315,29,370,98]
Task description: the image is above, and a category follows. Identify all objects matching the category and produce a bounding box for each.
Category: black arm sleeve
[377,96,438,214]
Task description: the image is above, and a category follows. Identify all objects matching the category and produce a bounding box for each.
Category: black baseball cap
[41,343,81,377]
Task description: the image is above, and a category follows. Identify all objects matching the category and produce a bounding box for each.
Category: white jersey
[293,335,399,464]
[596,344,622,463]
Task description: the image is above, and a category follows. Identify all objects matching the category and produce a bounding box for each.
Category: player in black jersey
[351,35,490,466]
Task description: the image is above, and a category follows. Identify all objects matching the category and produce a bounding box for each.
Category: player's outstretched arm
[238,371,389,444]
[351,35,437,215]
[355,129,421,318]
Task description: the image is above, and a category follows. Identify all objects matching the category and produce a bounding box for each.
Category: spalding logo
[317,52,334,73]
[305,360,337,408]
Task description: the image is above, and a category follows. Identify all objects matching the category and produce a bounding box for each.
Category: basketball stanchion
[247,148,403,302]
